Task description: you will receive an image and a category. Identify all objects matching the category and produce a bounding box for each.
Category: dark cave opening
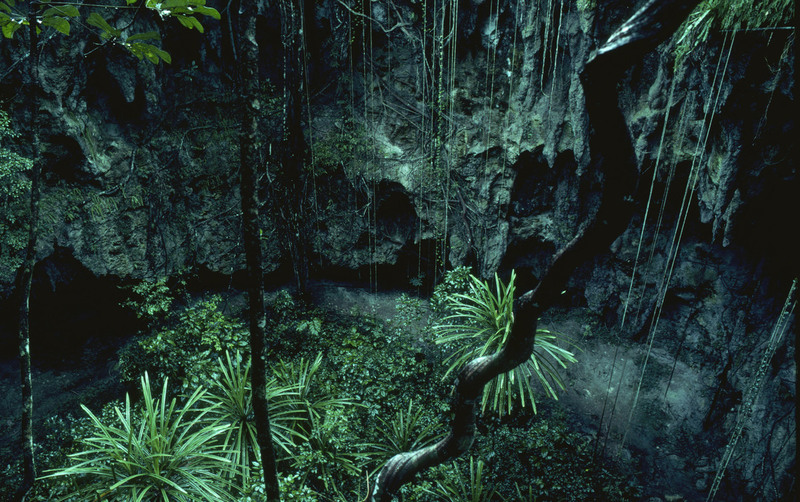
[13,247,140,369]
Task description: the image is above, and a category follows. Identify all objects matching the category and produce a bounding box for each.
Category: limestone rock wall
[0,1,794,499]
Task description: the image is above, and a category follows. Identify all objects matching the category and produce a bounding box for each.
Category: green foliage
[431,266,473,315]
[288,404,369,492]
[42,373,237,501]
[326,321,438,415]
[28,291,646,501]
[430,457,495,502]
[200,351,308,486]
[120,277,174,324]
[0,1,78,38]
[390,292,426,337]
[272,352,368,491]
[0,108,31,283]
[1,0,220,63]
[368,399,443,466]
[266,299,447,494]
[118,295,249,390]
[272,289,299,322]
[239,468,318,502]
[675,0,795,61]
[313,118,371,179]
[435,271,578,416]
[145,0,221,34]
[471,420,643,501]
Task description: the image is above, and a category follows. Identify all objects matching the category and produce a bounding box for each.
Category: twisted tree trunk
[371,0,702,499]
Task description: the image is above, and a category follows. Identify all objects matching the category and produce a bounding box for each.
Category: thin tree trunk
[371,0,702,499]
[238,1,281,499]
[14,8,41,502]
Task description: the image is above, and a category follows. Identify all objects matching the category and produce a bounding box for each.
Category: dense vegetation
[1,269,643,500]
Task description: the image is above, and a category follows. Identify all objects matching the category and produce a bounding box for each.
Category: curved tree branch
[371,0,702,499]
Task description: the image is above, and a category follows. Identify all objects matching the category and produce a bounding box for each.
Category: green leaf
[43,5,79,18]
[86,12,121,38]
[192,5,220,20]
[127,42,172,64]
[42,16,70,35]
[126,31,160,42]
[1,18,23,39]
[176,14,204,33]
[0,3,11,14]
[162,0,192,9]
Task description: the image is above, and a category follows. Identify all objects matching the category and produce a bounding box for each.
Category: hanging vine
[370,1,702,498]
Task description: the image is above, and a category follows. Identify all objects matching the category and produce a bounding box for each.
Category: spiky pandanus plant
[43,373,236,501]
[435,271,577,417]
[200,351,308,486]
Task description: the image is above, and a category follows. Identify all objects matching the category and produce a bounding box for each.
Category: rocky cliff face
[0,0,795,499]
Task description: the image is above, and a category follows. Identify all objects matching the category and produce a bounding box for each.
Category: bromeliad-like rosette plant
[199,351,308,486]
[435,270,578,416]
[42,372,236,501]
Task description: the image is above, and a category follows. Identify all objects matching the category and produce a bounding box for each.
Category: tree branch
[370,0,702,499]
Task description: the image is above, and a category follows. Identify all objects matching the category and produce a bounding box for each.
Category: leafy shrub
[272,352,369,491]
[118,295,249,390]
[119,277,174,326]
[200,351,307,486]
[390,292,426,337]
[471,419,643,500]
[431,266,473,315]
[239,467,318,502]
[0,108,32,285]
[265,301,448,495]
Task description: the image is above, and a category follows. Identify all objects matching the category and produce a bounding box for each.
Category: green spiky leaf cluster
[435,271,578,416]
[429,457,495,502]
[272,352,368,490]
[675,0,795,61]
[368,399,444,466]
[200,351,307,486]
[42,373,237,501]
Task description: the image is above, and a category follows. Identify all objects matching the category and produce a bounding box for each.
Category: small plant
[119,277,174,325]
[118,295,249,390]
[200,351,306,485]
[42,373,237,501]
[429,457,496,502]
[273,352,368,490]
[431,266,473,315]
[435,270,578,416]
[391,293,426,338]
[369,399,444,465]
